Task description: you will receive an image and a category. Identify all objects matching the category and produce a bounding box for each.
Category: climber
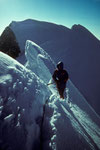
[52,61,69,99]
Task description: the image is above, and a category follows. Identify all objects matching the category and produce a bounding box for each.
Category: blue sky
[0,0,100,39]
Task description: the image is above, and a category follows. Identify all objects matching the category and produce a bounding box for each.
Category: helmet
[57,61,64,70]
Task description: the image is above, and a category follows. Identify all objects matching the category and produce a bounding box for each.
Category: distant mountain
[0,19,100,116]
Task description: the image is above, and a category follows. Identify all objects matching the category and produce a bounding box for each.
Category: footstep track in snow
[47,80,100,150]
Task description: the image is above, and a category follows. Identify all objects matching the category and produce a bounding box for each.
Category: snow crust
[0,40,100,150]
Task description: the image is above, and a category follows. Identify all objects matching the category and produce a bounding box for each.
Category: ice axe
[47,82,54,86]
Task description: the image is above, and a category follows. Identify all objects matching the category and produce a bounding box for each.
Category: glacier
[0,40,100,150]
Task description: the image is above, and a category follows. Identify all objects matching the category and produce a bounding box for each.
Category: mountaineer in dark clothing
[52,61,69,99]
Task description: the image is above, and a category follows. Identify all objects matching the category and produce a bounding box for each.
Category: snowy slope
[0,40,100,150]
[0,51,50,150]
[8,19,100,115]
[10,19,71,53]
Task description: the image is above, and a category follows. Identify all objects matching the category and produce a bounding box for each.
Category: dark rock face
[0,27,20,58]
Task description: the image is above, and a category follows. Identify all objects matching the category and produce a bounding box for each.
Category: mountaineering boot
[60,94,64,99]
